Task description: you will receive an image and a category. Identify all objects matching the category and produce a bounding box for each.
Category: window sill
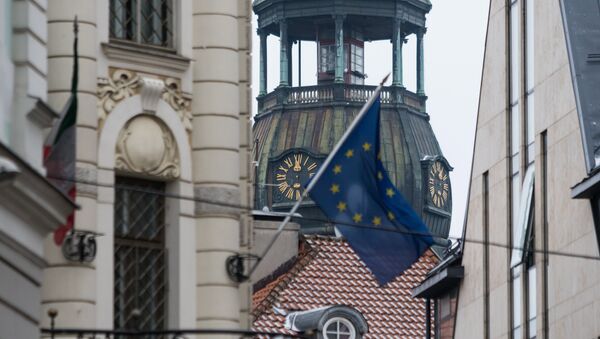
[102,40,191,73]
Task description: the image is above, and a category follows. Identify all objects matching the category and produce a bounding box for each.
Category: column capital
[416,27,427,38]
[333,14,346,24]
[257,28,269,37]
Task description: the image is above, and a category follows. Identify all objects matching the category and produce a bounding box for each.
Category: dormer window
[323,317,357,339]
[109,0,174,48]
[284,305,367,339]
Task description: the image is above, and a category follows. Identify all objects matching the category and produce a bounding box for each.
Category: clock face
[273,152,319,202]
[428,161,450,209]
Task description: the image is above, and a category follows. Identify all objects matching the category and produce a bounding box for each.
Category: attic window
[324,317,356,339]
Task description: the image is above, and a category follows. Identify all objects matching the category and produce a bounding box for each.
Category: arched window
[114,177,166,332]
[323,317,357,339]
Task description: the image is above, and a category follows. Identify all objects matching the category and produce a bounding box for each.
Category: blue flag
[308,97,434,285]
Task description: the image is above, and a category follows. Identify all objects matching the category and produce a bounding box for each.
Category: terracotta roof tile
[252,235,438,338]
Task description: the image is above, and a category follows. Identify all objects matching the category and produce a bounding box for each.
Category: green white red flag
[44,19,78,246]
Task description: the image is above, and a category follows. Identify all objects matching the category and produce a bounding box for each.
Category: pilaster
[192,0,242,333]
[42,0,99,329]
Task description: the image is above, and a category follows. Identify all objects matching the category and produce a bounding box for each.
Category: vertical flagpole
[248,73,390,277]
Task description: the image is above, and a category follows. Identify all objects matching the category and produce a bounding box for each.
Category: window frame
[113,177,168,333]
[109,0,175,51]
[323,317,357,339]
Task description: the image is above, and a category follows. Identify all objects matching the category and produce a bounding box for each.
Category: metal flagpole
[246,73,390,278]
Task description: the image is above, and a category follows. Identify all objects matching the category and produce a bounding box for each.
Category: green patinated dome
[253,0,451,242]
[254,88,452,240]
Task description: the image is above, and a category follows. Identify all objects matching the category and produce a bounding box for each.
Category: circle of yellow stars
[330,144,397,227]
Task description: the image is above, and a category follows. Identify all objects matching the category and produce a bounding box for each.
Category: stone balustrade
[257,84,426,114]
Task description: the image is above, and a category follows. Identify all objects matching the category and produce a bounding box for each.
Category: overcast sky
[251,0,490,239]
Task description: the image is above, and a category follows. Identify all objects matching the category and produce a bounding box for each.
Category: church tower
[253,0,452,242]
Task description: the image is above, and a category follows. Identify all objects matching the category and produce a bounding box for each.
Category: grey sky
[251,0,490,238]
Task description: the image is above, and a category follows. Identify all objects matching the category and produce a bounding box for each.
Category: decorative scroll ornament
[115,115,180,179]
[97,69,140,123]
[162,77,193,132]
[97,70,192,133]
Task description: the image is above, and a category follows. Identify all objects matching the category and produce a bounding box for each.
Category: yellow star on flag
[386,188,395,197]
[337,201,347,212]
[372,216,382,226]
[362,142,372,151]
[330,184,340,194]
[353,213,362,223]
[345,149,354,158]
[377,171,383,181]
[333,165,342,174]
[387,211,395,220]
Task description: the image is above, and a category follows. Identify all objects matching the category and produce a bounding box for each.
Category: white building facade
[36,0,254,335]
[0,0,75,338]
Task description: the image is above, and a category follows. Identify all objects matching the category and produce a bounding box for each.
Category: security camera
[0,157,20,183]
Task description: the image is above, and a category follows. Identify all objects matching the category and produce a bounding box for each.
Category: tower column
[279,20,289,87]
[287,40,293,86]
[417,28,426,95]
[259,30,268,95]
[392,18,404,87]
[334,15,345,83]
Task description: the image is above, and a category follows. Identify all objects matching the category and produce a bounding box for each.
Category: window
[114,177,167,333]
[319,44,336,73]
[350,44,364,74]
[110,0,174,48]
[323,317,356,339]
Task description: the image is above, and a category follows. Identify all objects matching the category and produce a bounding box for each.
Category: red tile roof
[252,235,439,338]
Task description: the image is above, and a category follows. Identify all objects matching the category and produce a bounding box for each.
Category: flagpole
[247,73,390,278]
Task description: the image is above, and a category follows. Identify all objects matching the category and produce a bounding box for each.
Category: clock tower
[253,0,452,242]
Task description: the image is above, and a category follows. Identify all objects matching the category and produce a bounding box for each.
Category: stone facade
[36,0,254,334]
[0,1,76,338]
[453,0,600,338]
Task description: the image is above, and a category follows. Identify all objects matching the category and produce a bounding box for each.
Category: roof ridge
[252,238,321,319]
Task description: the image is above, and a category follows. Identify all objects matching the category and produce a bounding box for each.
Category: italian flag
[44,22,78,246]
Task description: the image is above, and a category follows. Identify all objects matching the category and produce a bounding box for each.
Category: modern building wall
[454,0,600,338]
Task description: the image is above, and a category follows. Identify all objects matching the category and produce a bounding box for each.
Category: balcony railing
[257,84,426,113]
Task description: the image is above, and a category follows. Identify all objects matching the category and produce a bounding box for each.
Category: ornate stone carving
[162,77,193,132]
[97,69,192,134]
[97,69,140,123]
[115,115,180,179]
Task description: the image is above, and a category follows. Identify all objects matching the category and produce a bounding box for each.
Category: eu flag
[308,96,434,285]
